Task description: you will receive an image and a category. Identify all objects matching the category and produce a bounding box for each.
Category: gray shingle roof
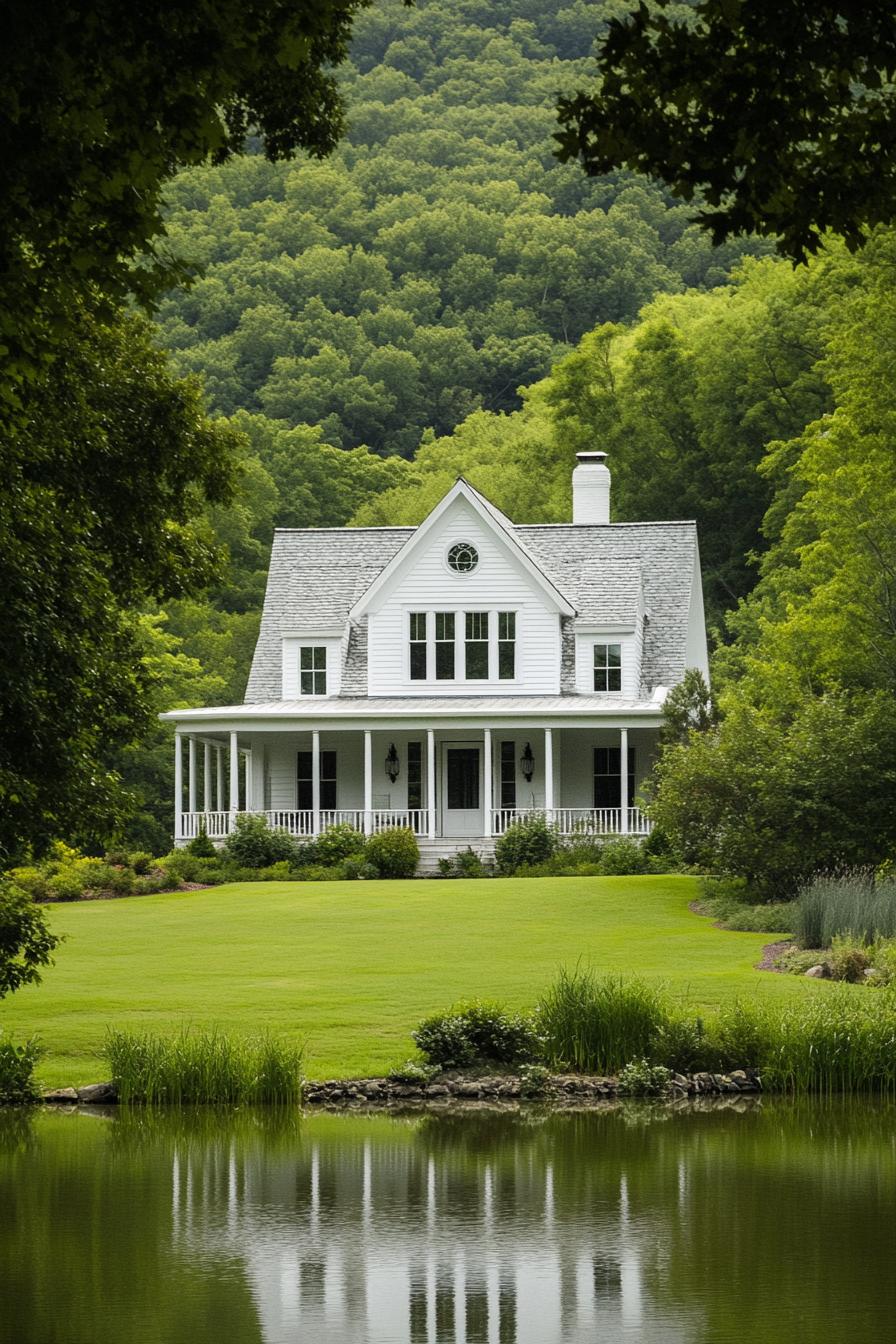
[245,519,697,702]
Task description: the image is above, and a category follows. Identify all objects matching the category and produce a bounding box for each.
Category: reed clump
[105,1027,303,1105]
[534,966,896,1094]
[536,968,668,1074]
[796,870,896,949]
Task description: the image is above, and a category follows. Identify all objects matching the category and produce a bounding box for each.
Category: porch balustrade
[178,807,431,843]
[178,805,649,843]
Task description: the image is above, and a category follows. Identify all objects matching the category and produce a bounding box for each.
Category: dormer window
[300,646,327,695]
[593,643,622,693]
[447,542,478,573]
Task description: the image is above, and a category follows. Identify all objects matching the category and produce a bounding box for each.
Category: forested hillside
[159,0,757,458]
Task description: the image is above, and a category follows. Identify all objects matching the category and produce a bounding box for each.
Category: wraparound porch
[172,722,657,846]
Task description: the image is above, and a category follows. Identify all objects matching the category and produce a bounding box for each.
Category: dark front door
[442,745,481,836]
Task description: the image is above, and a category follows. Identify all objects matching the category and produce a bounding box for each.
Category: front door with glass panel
[441,744,482,836]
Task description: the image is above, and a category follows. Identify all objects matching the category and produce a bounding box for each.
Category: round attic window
[447,541,479,573]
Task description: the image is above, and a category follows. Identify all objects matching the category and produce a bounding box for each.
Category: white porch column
[483,728,492,838]
[229,731,240,815]
[174,733,183,842]
[544,727,554,820]
[427,728,436,840]
[619,727,629,834]
[312,730,321,837]
[244,751,252,812]
[216,746,224,812]
[363,730,373,836]
[203,742,211,814]
[188,736,197,816]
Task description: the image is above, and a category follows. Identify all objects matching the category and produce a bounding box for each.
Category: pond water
[1,1099,894,1343]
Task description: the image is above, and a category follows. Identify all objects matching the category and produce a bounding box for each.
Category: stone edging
[43,1070,761,1108]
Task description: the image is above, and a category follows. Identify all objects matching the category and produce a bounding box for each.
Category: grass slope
[2,876,813,1087]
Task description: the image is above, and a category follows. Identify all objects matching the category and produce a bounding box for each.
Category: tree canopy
[556,2,896,260]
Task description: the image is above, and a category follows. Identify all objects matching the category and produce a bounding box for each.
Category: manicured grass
[2,876,818,1087]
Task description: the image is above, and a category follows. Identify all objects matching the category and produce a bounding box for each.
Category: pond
[1,1099,894,1343]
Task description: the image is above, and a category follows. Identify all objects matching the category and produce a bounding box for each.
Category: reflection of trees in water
[3,1101,896,1344]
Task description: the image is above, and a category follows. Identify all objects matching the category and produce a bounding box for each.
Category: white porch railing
[491,807,651,837]
[179,807,430,843]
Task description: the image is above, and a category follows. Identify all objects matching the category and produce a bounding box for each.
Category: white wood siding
[367,499,562,696]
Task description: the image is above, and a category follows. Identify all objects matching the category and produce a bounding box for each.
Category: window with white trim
[409,612,427,680]
[498,611,515,679]
[300,646,327,695]
[407,609,519,683]
[593,643,622,693]
[435,612,455,680]
[465,611,489,679]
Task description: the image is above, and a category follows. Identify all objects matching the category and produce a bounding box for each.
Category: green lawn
[2,876,814,1087]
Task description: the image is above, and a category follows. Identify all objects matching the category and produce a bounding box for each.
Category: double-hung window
[300,646,327,695]
[593,747,635,809]
[407,609,518,683]
[297,750,337,809]
[465,611,489,679]
[409,613,427,680]
[435,612,455,680]
[498,611,515,679]
[593,643,622,692]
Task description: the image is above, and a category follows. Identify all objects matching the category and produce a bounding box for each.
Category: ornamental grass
[104,1027,303,1105]
[796,871,896,949]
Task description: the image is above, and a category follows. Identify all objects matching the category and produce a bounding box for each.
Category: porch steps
[415,839,497,875]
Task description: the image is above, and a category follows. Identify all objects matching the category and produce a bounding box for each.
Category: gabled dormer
[350,479,576,697]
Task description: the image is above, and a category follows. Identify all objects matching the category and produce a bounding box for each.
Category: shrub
[413,1001,540,1069]
[598,838,649,876]
[828,934,872,983]
[518,1063,550,1095]
[365,826,419,878]
[159,851,223,886]
[494,814,558,874]
[340,857,378,880]
[537,969,669,1074]
[187,823,217,859]
[438,847,487,878]
[795,870,896,948]
[257,861,293,881]
[223,814,297,869]
[46,869,88,901]
[618,1058,672,1096]
[5,866,51,901]
[869,940,896,986]
[315,822,365,867]
[0,1034,43,1103]
[104,1027,303,1104]
[129,852,155,876]
[388,1060,440,1085]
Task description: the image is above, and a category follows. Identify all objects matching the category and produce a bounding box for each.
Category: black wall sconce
[519,742,535,782]
[385,742,400,783]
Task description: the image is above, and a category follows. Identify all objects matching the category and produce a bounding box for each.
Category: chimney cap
[575,451,608,464]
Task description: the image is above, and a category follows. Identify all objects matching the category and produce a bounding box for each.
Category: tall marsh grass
[537,968,668,1074]
[535,966,896,1094]
[796,871,896,948]
[713,991,896,1095]
[105,1028,303,1105]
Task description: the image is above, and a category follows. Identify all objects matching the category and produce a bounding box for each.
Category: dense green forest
[114,0,896,874]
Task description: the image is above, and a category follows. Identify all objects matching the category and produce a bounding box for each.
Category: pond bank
[42,1067,762,1109]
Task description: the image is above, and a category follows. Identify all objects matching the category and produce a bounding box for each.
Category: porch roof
[161,693,666,730]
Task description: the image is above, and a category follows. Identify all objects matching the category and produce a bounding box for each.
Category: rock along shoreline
[42,1069,761,1109]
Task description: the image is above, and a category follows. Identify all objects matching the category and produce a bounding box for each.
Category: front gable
[360,485,574,697]
[350,479,575,620]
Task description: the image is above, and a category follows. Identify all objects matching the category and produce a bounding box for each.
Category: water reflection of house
[169,1132,696,1344]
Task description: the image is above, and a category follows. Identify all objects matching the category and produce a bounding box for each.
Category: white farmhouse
[162,453,708,866]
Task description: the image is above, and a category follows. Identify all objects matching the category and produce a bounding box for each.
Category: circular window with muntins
[447,541,478,573]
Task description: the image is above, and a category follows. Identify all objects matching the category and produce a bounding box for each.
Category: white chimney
[572,451,610,524]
